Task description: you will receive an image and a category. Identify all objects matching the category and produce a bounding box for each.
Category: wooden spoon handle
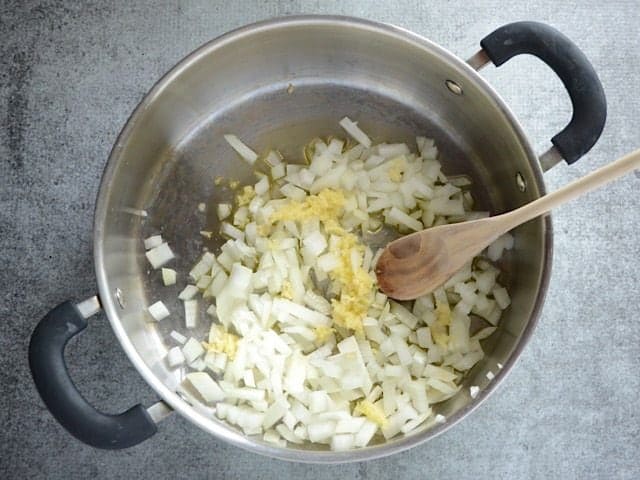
[499,149,640,231]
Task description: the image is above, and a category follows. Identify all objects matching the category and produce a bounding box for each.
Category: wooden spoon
[375,149,640,300]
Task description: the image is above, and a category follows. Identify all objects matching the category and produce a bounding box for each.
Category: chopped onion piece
[144,235,163,250]
[335,417,367,434]
[424,364,456,382]
[122,207,148,217]
[273,298,330,326]
[386,207,423,231]
[145,242,174,269]
[217,203,232,221]
[179,285,199,301]
[263,430,286,447]
[493,286,511,309]
[280,183,307,201]
[390,335,412,366]
[303,231,328,256]
[196,275,212,290]
[262,400,289,429]
[316,253,339,272]
[400,413,430,434]
[169,330,187,344]
[147,301,170,321]
[186,372,225,403]
[221,222,244,240]
[354,420,378,447]
[271,163,286,179]
[166,120,513,450]
[184,299,198,328]
[339,117,372,148]
[434,414,446,424]
[255,176,270,195]
[166,346,185,367]
[331,433,355,451]
[487,233,514,261]
[378,143,409,158]
[182,337,204,363]
[469,385,480,399]
[189,252,215,281]
[162,268,177,286]
[224,134,258,165]
[276,424,303,444]
[307,421,336,442]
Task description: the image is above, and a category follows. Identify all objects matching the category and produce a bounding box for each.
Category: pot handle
[478,21,606,168]
[28,298,158,449]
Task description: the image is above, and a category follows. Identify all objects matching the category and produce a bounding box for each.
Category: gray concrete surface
[1,1,639,479]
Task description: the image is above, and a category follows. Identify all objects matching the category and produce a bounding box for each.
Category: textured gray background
[1,1,639,479]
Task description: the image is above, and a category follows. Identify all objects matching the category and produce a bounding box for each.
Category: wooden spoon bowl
[376,149,640,300]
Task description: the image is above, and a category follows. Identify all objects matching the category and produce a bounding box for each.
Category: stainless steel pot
[29,16,606,462]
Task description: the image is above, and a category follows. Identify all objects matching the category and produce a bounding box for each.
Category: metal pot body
[30,16,606,462]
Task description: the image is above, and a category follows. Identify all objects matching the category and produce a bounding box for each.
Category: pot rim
[94,14,553,463]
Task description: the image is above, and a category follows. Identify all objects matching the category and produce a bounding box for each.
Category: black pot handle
[480,21,607,165]
[28,300,157,449]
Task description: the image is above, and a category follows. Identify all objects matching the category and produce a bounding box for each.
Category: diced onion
[263,430,286,447]
[493,286,511,309]
[330,433,355,451]
[167,346,185,367]
[169,330,187,344]
[224,134,258,165]
[147,301,170,321]
[262,400,289,429]
[182,337,204,363]
[217,203,232,221]
[186,372,225,403]
[162,268,177,286]
[487,233,514,261]
[307,421,336,442]
[144,235,163,250]
[145,242,174,269]
[221,222,244,241]
[179,285,199,301]
[386,207,423,232]
[354,420,377,447]
[122,207,148,217]
[160,119,513,451]
[469,385,480,399]
[184,299,198,328]
[339,117,372,148]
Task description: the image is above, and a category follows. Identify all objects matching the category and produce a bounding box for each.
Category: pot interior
[96,17,550,460]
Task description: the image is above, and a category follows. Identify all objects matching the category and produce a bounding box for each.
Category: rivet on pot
[445,79,463,95]
[115,288,125,309]
[516,172,527,192]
